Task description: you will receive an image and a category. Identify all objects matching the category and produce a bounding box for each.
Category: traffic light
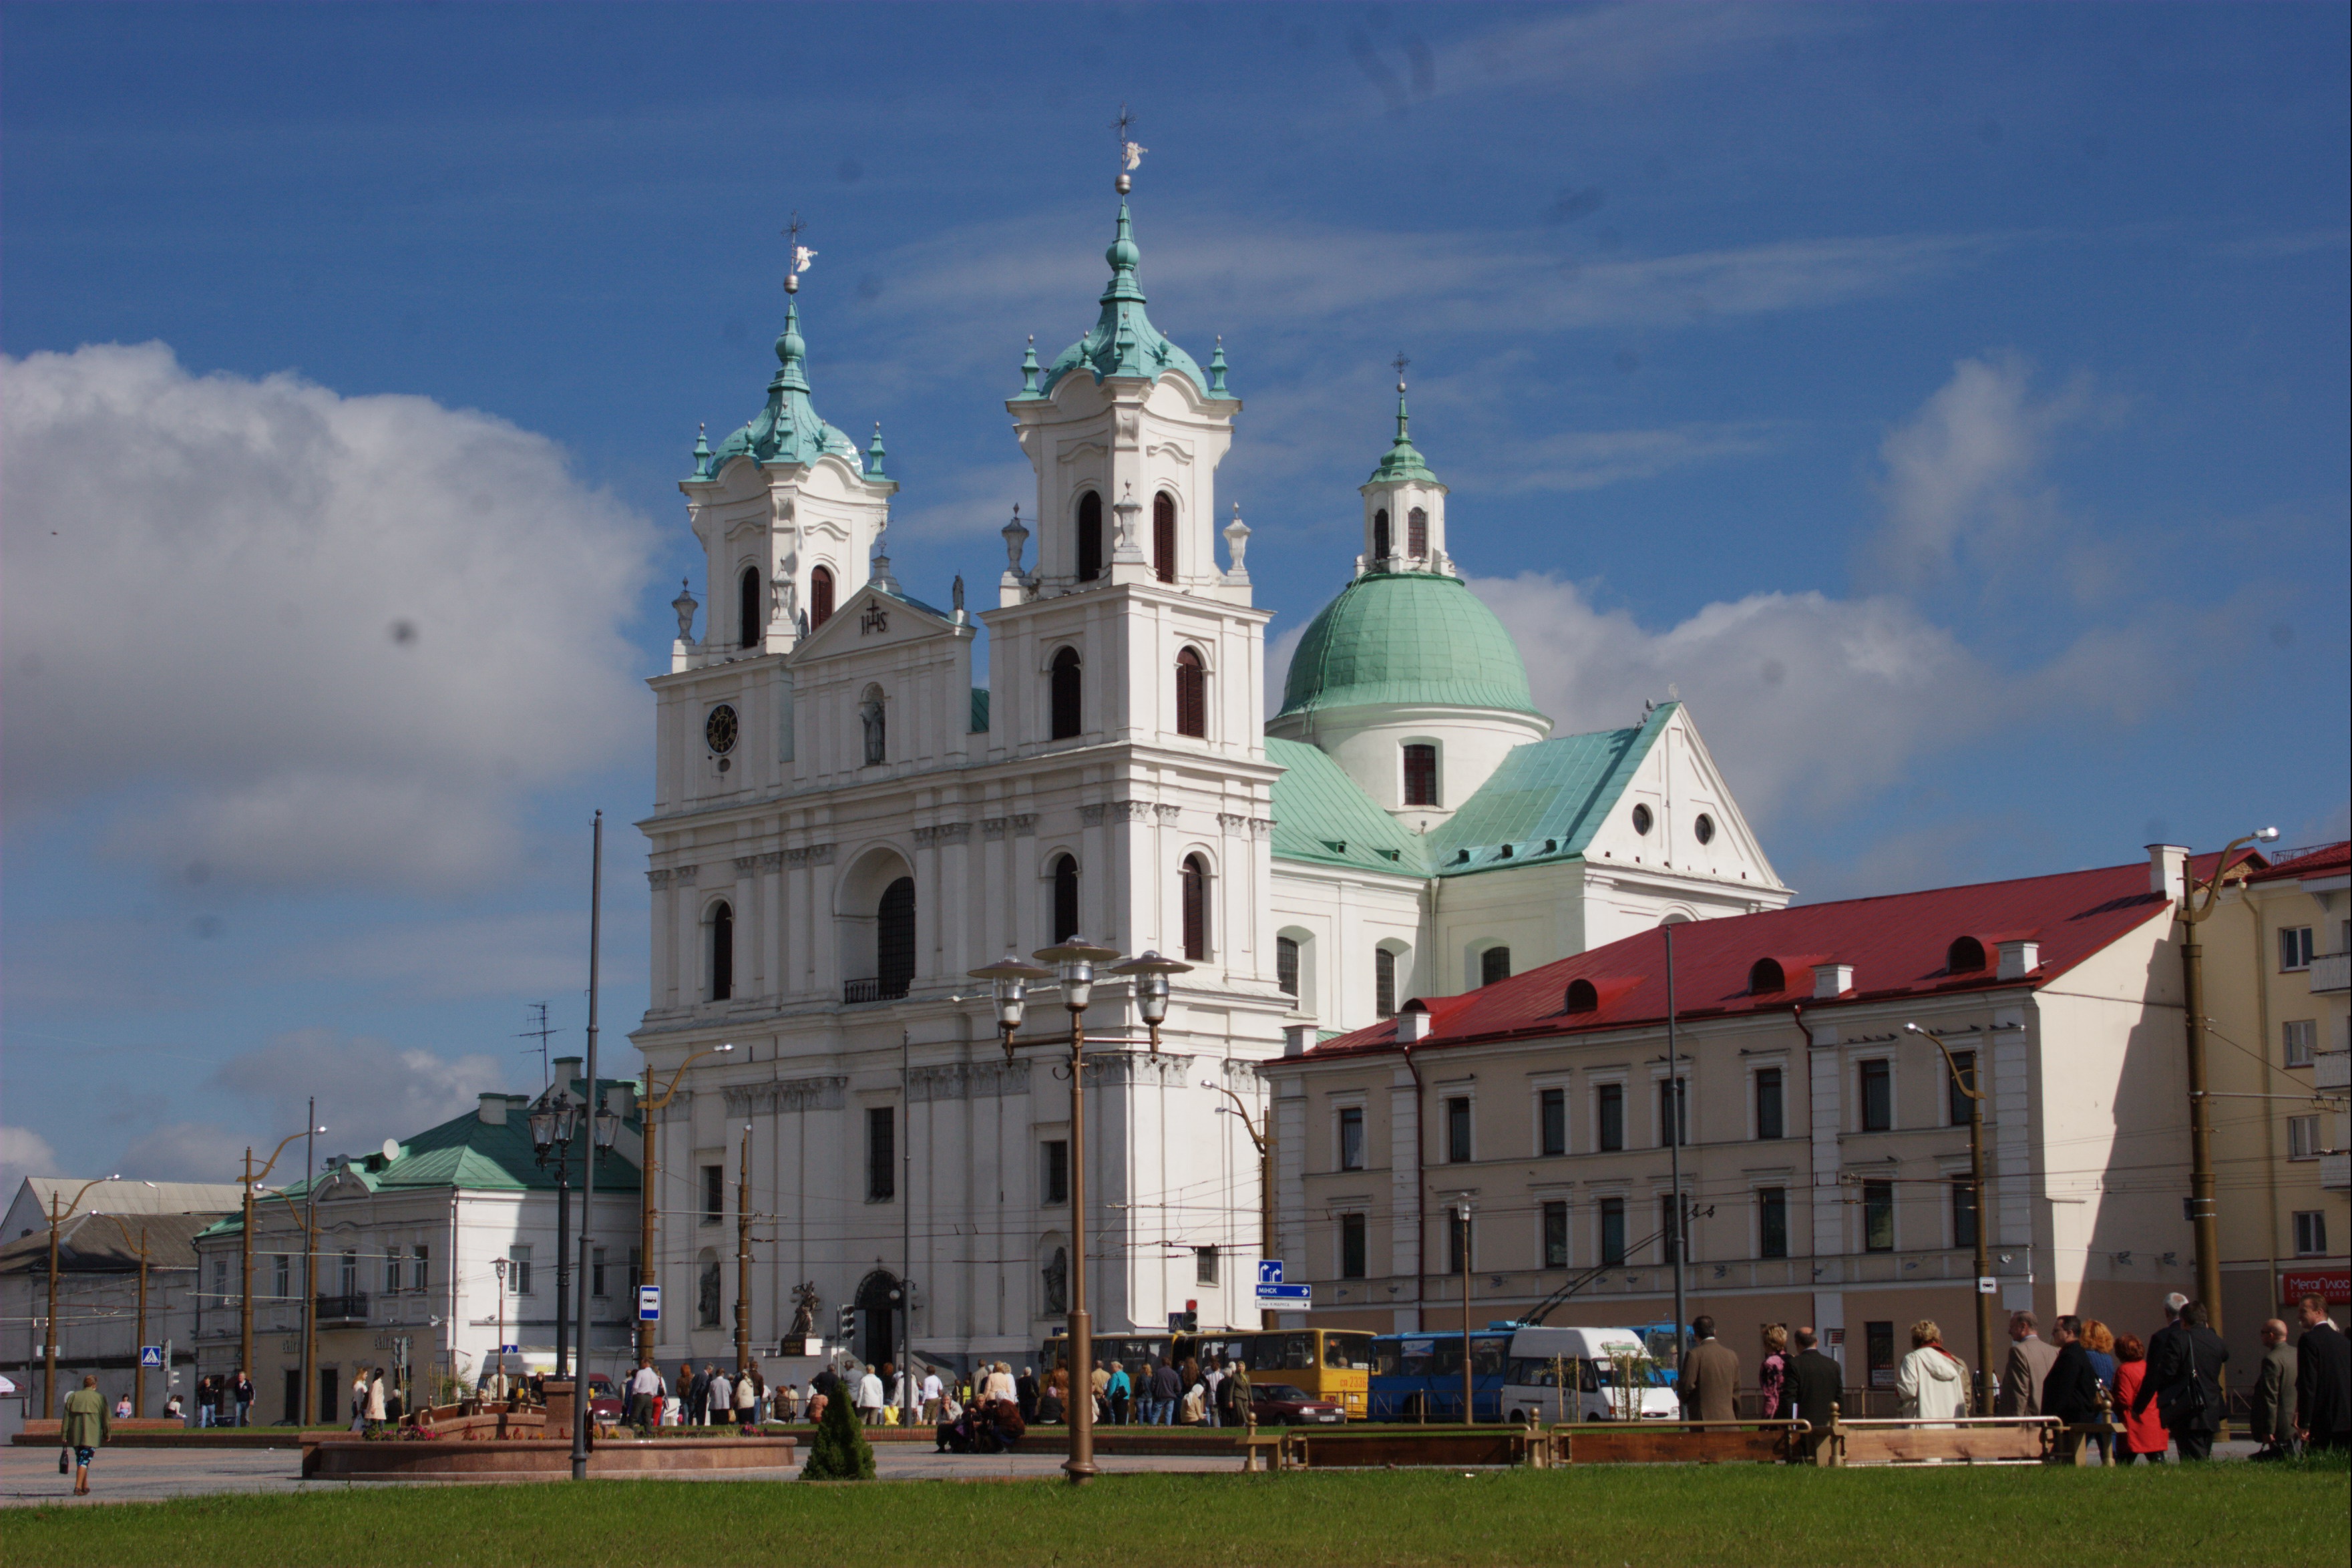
[836,1304,856,1345]
[1169,1310,1197,1334]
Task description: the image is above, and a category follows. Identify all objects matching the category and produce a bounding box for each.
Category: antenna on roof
[517,1002,555,1091]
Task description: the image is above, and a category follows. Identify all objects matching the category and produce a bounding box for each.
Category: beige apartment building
[1267,847,2245,1400]
[2202,839,2349,1369]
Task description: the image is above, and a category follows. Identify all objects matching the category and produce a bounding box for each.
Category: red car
[1249,1383,1348,1425]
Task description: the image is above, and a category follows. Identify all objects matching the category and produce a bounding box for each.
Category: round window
[1631,803,1653,835]
[1694,813,1715,845]
[704,703,739,756]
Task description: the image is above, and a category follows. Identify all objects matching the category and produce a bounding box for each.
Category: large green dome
[1277,572,1540,719]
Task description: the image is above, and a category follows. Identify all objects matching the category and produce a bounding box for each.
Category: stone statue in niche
[859,693,887,765]
[1042,1247,1068,1316]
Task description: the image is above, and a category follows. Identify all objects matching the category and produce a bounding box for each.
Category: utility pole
[1665,923,1688,1368]
[1458,1202,1475,1425]
[2177,829,2277,1336]
[43,1175,115,1415]
[300,1100,318,1425]
[1207,1081,1274,1329]
[95,1215,153,1417]
[570,809,603,1481]
[1910,1024,1995,1414]
[734,1123,753,1374]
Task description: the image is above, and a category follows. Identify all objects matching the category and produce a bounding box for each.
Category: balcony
[2318,1051,2350,1093]
[842,976,910,1005]
[314,1294,369,1325]
[2321,1151,2349,1193]
[2309,952,2349,994]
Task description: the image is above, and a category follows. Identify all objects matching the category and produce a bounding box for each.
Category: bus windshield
[1322,1333,1374,1370]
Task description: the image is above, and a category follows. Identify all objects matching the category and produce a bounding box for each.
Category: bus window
[1373,1341,1403,1376]
[1470,1336,1509,1376]
[1261,1332,1315,1370]
[1401,1338,1440,1376]
[1323,1332,1374,1370]
[1579,1360,1600,1393]
[1426,1341,1462,1378]
[1506,1357,1563,1388]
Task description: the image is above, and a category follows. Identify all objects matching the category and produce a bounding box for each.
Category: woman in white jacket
[1895,1320,1970,1425]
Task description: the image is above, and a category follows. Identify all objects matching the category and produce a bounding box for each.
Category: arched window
[1564,978,1599,1014]
[709,902,735,1001]
[1748,958,1785,996]
[859,684,886,765]
[809,565,835,628]
[1181,855,1210,961]
[1153,492,1177,584]
[1946,936,1987,974]
[1481,946,1512,987]
[1276,936,1300,998]
[1175,646,1207,737]
[1371,508,1390,562]
[739,566,762,649]
[1402,743,1438,807]
[876,877,916,998]
[1051,855,1079,944]
[1077,492,1104,582]
[1408,507,1428,558]
[1374,946,1399,1018]
[1049,647,1082,740]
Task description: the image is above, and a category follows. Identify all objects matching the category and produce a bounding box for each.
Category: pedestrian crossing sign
[139,1346,162,1368]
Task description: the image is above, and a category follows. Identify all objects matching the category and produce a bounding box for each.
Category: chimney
[554,1055,584,1091]
[2147,843,2188,904]
[1395,1002,1432,1044]
[1813,963,1854,999]
[1997,940,2041,982]
[477,1093,508,1126]
[1282,1024,1316,1058]
[604,1083,636,1120]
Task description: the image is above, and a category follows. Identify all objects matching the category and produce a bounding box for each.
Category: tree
[800,1383,875,1481]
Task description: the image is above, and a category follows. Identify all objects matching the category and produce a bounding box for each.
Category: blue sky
[4,2,2346,1185]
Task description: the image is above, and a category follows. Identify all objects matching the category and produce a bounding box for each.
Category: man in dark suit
[2134,1300,2227,1460]
[2294,1294,2350,1452]
[2041,1316,2106,1462]
[1677,1314,1741,1423]
[1781,1326,1842,1462]
[2249,1318,2298,1459]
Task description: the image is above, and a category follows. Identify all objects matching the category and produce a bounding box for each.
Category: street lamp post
[1907,1022,1995,1415]
[43,1174,118,1416]
[735,1123,754,1374]
[1205,1082,1273,1330]
[491,1257,510,1400]
[636,1042,738,1367]
[970,940,1191,1486]
[2177,827,2279,1335]
[92,1213,154,1417]
[529,1091,584,1378]
[240,1126,323,1413]
[1457,1202,1475,1424]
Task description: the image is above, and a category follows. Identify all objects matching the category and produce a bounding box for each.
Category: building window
[1337,1107,1365,1171]
[1077,491,1104,582]
[876,877,916,997]
[1599,1197,1626,1265]
[1597,1083,1625,1153]
[507,1245,532,1296]
[2280,926,2315,971]
[866,1107,897,1201]
[1340,1213,1368,1280]
[1040,1140,1068,1206]
[1660,1195,1685,1264]
[2287,1115,2320,1160]
[1402,744,1438,807]
[1539,1088,1567,1158]
[701,1165,723,1225]
[1371,508,1390,562]
[859,684,887,765]
[1174,646,1207,737]
[1755,1068,1784,1141]
[1951,1179,1977,1249]
[1542,1201,1569,1269]
[1859,1059,1893,1133]
[1194,1245,1219,1286]
[1446,1096,1473,1163]
[1374,947,1398,1018]
[1276,936,1300,999]
[1153,492,1177,583]
[1446,1211,1473,1275]
[383,1248,401,1296]
[626,1247,640,1295]
[1866,1321,1896,1389]
[591,1248,608,1298]
[1658,1078,1687,1147]
[2294,1210,2329,1257]
[2283,1020,2317,1068]
[1694,813,1715,845]
[1181,855,1210,961]
[1481,946,1511,987]
[1565,978,1599,1014]
[274,1251,291,1298]
[339,1250,357,1298]
[808,564,834,628]
[1631,803,1653,835]
[739,566,761,649]
[1050,855,1080,944]
[1406,506,1427,558]
[214,1258,228,1304]
[413,1245,429,1293]
[1862,1181,1895,1252]
[697,1259,721,1326]
[709,902,734,1002]
[1759,1188,1788,1259]
[1947,1050,1978,1127]
[1748,957,1783,994]
[1049,647,1082,739]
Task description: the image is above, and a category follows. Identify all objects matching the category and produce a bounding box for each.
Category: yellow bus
[1042,1328,1375,1419]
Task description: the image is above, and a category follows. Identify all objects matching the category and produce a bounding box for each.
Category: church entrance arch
[853,1269,901,1372]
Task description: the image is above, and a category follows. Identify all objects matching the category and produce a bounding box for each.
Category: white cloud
[203,1028,514,1157]
[1491,422,1782,494]
[1,1126,61,1193]
[1,343,653,894]
[288,909,633,1002]
[114,1123,250,1186]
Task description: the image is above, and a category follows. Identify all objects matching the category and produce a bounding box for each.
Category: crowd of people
[1700,1292,2349,1462]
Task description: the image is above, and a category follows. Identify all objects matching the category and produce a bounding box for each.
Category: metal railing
[313,1294,369,1324]
[2309,952,2348,994]
[842,976,910,1004]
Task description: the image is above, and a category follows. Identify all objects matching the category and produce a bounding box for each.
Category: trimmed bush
[799,1388,874,1481]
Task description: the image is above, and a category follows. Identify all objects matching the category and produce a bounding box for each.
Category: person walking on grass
[1896,1320,1968,1426]
[2294,1294,2349,1452]
[61,1375,108,1496]
[2134,1299,2226,1461]
[2249,1318,2298,1460]
[1676,1315,1739,1423]
[232,1368,255,1428]
[2110,1336,2165,1464]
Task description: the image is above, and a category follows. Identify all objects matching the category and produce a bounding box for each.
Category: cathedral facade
[631,196,1790,1372]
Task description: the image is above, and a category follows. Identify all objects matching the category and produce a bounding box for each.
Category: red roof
[1310,850,2250,1060]
[2246,841,2350,884]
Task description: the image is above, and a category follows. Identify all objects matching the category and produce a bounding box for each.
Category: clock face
[704,704,739,756]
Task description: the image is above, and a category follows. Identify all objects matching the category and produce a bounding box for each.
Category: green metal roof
[1366,389,1437,485]
[1018,202,1212,401]
[701,301,863,477]
[1265,738,1428,875]
[1426,705,1672,873]
[1277,572,1539,720]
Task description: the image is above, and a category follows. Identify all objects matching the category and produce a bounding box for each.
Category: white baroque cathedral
[632,193,1792,1372]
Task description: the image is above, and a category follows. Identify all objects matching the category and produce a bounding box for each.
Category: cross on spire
[781,210,811,294]
[1392,351,1410,391]
[1112,104,1145,191]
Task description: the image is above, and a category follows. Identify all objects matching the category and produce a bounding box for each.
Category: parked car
[1249,1382,1348,1425]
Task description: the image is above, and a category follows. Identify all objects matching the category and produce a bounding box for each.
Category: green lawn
[6,1460,2347,1568]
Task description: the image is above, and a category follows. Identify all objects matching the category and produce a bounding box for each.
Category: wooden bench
[1826,1414,2059,1466]
[1233,1424,1289,1473]
[1555,1420,1807,1465]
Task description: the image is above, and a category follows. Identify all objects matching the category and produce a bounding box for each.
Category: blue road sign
[638,1284,661,1322]
[1256,1259,1284,1286]
[500,1344,520,1354]
[138,1346,162,1368]
[1255,1282,1312,1304]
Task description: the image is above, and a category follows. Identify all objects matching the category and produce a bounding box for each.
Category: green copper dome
[705,300,863,475]
[1278,572,1539,719]
[1021,201,1213,399]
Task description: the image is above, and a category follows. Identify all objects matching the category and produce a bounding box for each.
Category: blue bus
[1367,1331,1513,1422]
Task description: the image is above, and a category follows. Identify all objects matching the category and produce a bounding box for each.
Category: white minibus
[1501,1326,1679,1423]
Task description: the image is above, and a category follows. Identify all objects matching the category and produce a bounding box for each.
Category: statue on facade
[787,1282,819,1342]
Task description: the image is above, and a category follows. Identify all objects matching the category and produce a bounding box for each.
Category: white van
[1501,1326,1679,1423]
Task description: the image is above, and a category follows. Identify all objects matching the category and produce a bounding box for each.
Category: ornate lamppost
[529,1089,583,1378]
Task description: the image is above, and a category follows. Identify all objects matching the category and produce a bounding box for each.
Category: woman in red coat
[2111,1335,2168,1463]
